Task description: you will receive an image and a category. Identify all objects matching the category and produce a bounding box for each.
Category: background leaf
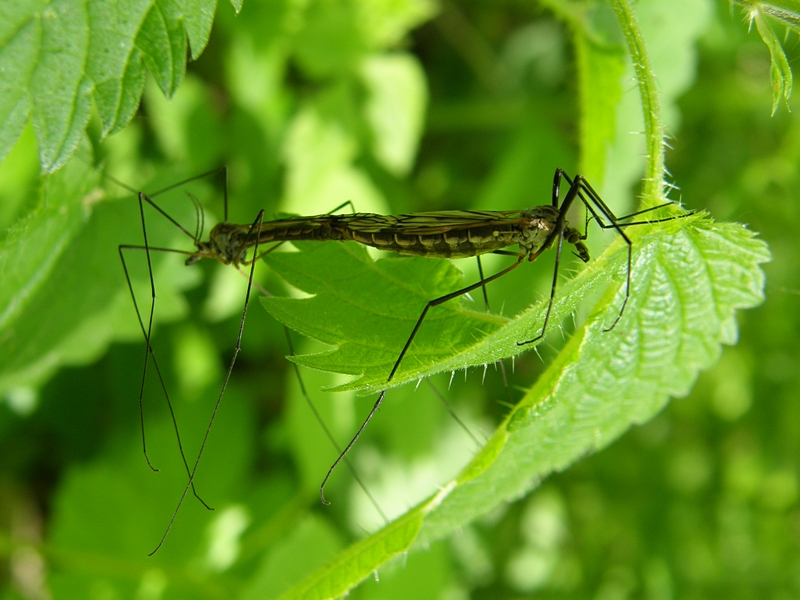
[0,158,213,398]
[0,0,224,172]
[733,0,800,112]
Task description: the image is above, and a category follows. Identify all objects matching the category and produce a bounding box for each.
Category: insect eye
[574,242,590,262]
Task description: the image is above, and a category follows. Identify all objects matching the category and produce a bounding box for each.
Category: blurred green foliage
[0,0,796,598]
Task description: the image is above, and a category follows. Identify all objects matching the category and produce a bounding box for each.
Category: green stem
[609,0,666,204]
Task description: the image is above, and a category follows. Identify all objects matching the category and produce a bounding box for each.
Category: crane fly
[121,167,686,553]
[231,168,686,502]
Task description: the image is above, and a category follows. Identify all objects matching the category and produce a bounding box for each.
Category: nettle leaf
[0,0,228,172]
[263,214,749,395]
[269,217,769,598]
[261,241,508,391]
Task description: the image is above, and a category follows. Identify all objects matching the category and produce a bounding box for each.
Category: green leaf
[418,220,769,543]
[263,214,728,395]
[733,0,799,112]
[0,0,224,172]
[0,155,206,398]
[0,150,95,334]
[261,241,506,393]
[360,53,428,177]
[272,218,769,597]
[753,7,793,114]
[277,484,446,600]
[243,515,345,600]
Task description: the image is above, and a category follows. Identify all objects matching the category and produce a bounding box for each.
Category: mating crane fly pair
[119,167,686,553]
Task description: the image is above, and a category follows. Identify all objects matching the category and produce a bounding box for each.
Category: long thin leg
[115,168,225,472]
[136,192,158,470]
[125,194,158,474]
[560,172,692,331]
[320,170,689,504]
[119,244,212,509]
[150,210,267,556]
[545,170,690,336]
[122,192,213,505]
[136,180,386,545]
[114,169,382,546]
[282,327,388,523]
[124,166,300,517]
[319,257,525,502]
[228,264,387,521]
[246,199,389,513]
[517,222,569,346]
[476,256,513,404]
[112,169,231,506]
[570,176,635,331]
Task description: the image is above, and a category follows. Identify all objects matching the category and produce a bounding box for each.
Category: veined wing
[335,210,526,236]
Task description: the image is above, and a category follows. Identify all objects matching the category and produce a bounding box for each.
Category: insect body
[177,169,685,506]
[195,205,586,264]
[126,167,686,551]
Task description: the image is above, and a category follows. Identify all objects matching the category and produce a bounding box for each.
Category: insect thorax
[517,205,559,255]
[206,222,250,264]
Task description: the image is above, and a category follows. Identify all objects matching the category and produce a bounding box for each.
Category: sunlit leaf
[275,218,769,597]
